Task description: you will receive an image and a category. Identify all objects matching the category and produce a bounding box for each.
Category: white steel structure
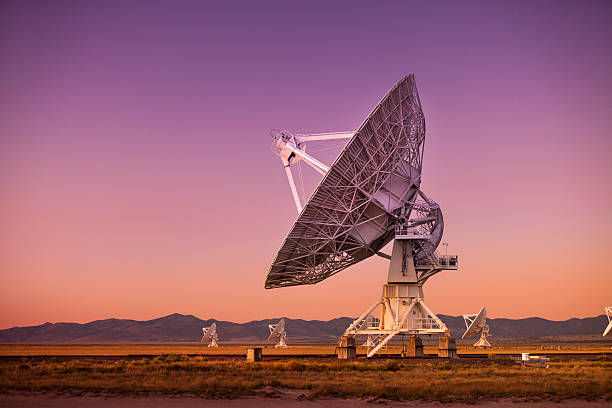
[268,318,288,348]
[201,323,219,348]
[266,75,458,357]
[462,306,491,349]
[604,307,612,337]
[362,335,376,348]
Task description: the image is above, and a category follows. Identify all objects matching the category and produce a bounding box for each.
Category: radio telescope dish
[267,75,434,289]
[462,306,491,348]
[201,323,219,348]
[604,307,612,337]
[267,318,287,348]
[266,75,459,357]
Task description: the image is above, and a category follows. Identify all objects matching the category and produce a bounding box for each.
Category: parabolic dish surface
[268,319,286,341]
[266,75,427,289]
[463,306,487,339]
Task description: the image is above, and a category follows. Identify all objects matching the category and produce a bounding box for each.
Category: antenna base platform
[275,337,288,348]
[438,335,458,358]
[342,283,449,358]
[473,330,491,349]
[401,335,424,357]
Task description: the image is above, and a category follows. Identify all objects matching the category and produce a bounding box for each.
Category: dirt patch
[0,392,611,408]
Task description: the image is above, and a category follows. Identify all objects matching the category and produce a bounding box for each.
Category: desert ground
[0,343,610,407]
[1,342,610,357]
[1,393,612,408]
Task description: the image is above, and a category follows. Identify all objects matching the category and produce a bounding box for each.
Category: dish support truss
[270,129,354,214]
[343,230,458,358]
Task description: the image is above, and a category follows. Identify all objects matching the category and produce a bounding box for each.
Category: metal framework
[266,75,458,357]
[267,76,430,288]
[604,307,612,337]
[362,334,376,347]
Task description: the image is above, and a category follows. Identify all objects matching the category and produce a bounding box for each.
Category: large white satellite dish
[266,75,459,357]
[462,306,491,349]
[604,307,612,337]
[201,323,219,348]
[267,318,288,348]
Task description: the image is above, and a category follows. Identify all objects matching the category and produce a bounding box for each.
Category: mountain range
[0,313,609,343]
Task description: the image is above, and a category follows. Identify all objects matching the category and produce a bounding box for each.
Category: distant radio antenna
[462,306,491,349]
[267,318,288,348]
[604,307,612,337]
[201,323,219,348]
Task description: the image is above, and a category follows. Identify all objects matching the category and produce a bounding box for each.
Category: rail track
[1,351,609,362]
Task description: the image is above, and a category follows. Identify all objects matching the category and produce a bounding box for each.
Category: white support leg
[273,129,355,215]
[367,330,399,358]
[294,132,355,142]
[362,335,375,347]
[417,298,449,333]
[283,160,303,213]
[384,298,396,325]
[285,145,329,175]
[344,298,383,335]
[396,298,417,329]
[365,300,418,357]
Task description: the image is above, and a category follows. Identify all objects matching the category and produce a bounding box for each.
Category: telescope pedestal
[438,335,457,358]
[342,282,449,358]
[275,337,288,348]
[337,336,356,360]
[473,330,491,349]
[401,335,424,357]
[339,238,454,358]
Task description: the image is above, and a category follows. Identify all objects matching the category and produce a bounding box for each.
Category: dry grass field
[0,343,610,356]
[0,354,610,401]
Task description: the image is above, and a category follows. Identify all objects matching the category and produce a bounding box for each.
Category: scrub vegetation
[1,355,610,401]
[1,343,611,356]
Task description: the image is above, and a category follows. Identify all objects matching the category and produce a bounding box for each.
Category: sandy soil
[0,392,609,408]
[1,343,611,357]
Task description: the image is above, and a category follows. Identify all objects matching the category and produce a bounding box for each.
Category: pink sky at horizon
[1,1,611,329]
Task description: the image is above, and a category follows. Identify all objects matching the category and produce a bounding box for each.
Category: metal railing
[395,225,415,236]
[398,318,442,331]
[394,225,431,239]
[437,255,458,268]
[366,316,380,330]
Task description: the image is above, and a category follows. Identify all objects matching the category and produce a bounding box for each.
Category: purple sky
[1,1,611,329]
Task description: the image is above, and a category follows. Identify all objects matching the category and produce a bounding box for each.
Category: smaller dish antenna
[604,307,612,337]
[201,323,219,348]
[267,318,288,348]
[462,306,491,349]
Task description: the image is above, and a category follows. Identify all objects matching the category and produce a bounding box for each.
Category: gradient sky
[1,0,611,329]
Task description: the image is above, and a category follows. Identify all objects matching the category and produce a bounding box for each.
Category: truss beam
[294,131,355,142]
